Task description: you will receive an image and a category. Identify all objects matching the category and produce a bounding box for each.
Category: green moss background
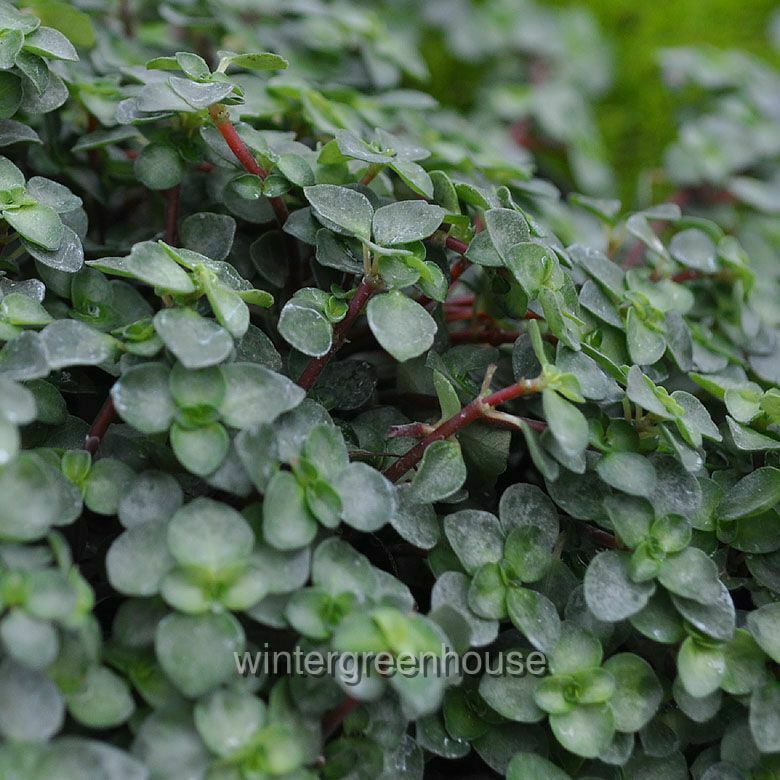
[548,0,780,202]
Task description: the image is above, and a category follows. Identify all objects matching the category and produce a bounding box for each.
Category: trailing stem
[84,397,116,455]
[207,104,290,227]
[207,105,268,177]
[322,376,545,741]
[448,257,469,288]
[359,163,384,186]
[383,376,545,482]
[297,277,380,391]
[580,524,620,549]
[445,235,469,255]
[321,697,359,740]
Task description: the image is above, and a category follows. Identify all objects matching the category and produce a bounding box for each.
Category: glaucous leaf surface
[0,7,776,778]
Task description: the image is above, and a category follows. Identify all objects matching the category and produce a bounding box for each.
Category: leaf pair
[89,240,273,342]
[304,184,445,252]
[112,361,304,476]
[262,423,396,549]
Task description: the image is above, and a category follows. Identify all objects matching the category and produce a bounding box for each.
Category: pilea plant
[0,1,778,779]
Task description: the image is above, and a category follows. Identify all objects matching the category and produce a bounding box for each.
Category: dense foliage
[0,1,779,778]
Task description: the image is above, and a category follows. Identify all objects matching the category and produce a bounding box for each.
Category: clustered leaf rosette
[88,240,274,342]
[258,421,397,549]
[278,184,447,362]
[110,360,301,476]
[117,49,286,123]
[423,483,660,761]
[0,527,136,742]
[436,484,562,654]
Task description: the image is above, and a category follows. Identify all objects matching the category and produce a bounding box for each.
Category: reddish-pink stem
[208,106,268,177]
[383,378,543,482]
[444,294,476,306]
[511,119,545,152]
[84,397,116,455]
[322,697,359,740]
[207,105,302,280]
[445,236,469,255]
[297,278,379,390]
[445,294,475,307]
[207,105,289,227]
[360,163,383,186]
[446,242,470,295]
[445,309,496,323]
[671,269,703,283]
[586,527,619,549]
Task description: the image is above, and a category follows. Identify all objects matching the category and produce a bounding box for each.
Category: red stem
[164,186,180,245]
[323,379,544,742]
[207,104,303,282]
[322,697,359,740]
[383,378,543,482]
[379,391,548,432]
[207,105,289,227]
[360,164,382,186]
[511,119,545,152]
[445,309,495,324]
[445,236,469,255]
[446,242,470,295]
[84,397,116,455]
[581,524,619,549]
[208,106,268,177]
[670,269,703,283]
[446,294,475,307]
[448,259,469,291]
[297,278,379,390]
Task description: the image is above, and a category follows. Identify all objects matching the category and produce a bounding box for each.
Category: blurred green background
[418,0,780,202]
[547,0,780,201]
